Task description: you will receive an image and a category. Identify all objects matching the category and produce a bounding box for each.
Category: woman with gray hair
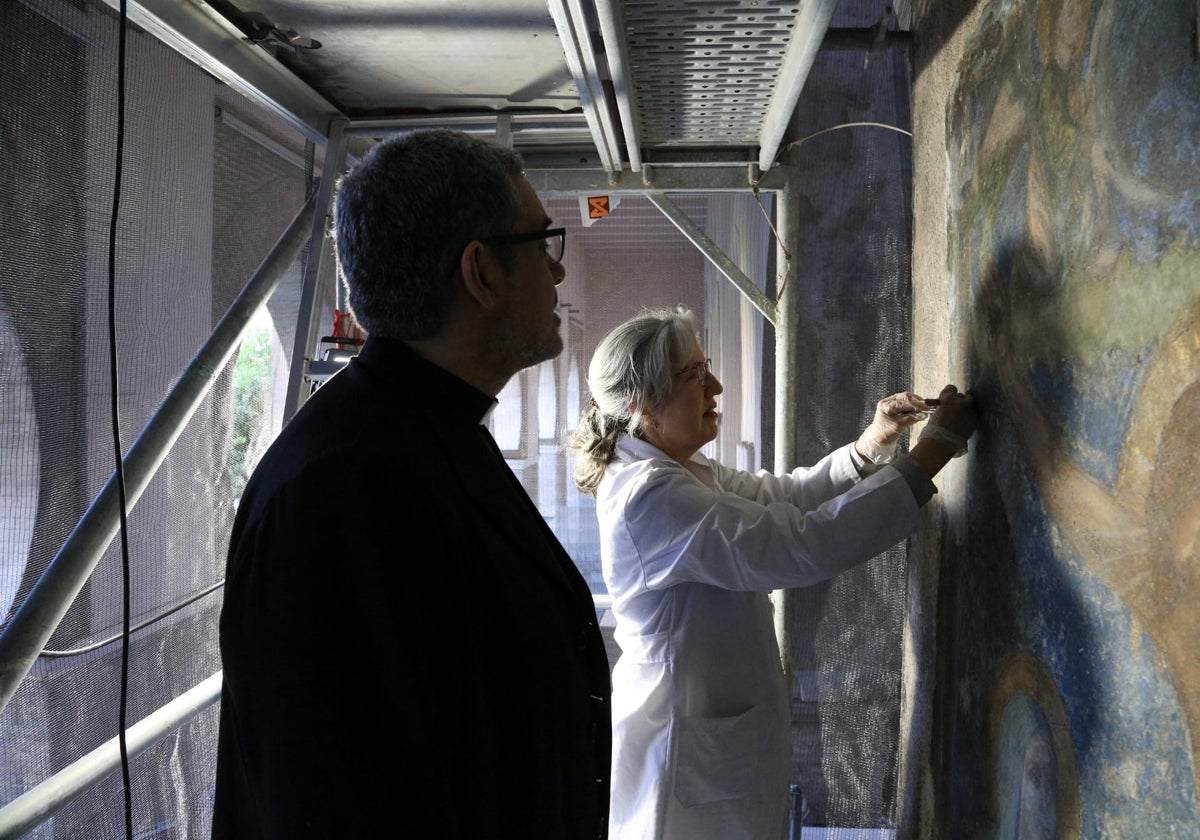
[569,306,978,839]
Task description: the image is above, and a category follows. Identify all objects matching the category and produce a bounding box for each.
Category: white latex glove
[855,391,936,464]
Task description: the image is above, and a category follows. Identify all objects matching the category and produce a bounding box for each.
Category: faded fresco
[943,0,1199,835]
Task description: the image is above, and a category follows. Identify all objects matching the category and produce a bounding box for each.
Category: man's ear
[459,240,499,309]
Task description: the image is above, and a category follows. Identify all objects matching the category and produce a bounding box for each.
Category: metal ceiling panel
[202,0,579,116]
[150,0,896,176]
[622,0,807,145]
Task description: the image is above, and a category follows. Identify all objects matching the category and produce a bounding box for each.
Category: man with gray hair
[213,129,610,838]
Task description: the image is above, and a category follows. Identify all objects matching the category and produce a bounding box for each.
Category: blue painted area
[1060,349,1149,486]
[944,0,1200,833]
[1026,348,1150,487]
[951,410,1199,837]
[995,693,1054,840]
[1040,571,1194,832]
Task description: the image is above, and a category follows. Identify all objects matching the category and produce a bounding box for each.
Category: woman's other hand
[908,385,980,476]
[924,385,979,447]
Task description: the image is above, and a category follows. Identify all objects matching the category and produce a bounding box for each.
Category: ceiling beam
[95,0,344,143]
[758,0,840,171]
[525,163,790,193]
[593,0,643,171]
[547,0,624,172]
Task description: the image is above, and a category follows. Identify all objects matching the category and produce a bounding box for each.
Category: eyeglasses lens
[548,232,565,264]
[685,359,710,387]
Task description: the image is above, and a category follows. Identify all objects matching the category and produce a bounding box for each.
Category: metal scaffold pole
[0,194,318,715]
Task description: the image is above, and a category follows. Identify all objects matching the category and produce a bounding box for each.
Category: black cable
[107,2,135,838]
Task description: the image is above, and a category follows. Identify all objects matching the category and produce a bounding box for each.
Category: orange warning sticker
[587,196,610,218]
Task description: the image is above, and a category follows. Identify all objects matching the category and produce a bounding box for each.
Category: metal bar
[495,114,513,148]
[0,673,223,837]
[283,121,351,422]
[758,0,840,171]
[217,108,310,172]
[772,176,800,476]
[771,173,801,667]
[645,192,777,325]
[347,112,590,133]
[0,195,318,715]
[525,164,792,193]
[95,0,342,144]
[563,0,623,170]
[593,0,643,171]
[2,587,619,832]
[547,0,622,172]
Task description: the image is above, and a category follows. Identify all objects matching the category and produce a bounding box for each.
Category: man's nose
[552,259,566,287]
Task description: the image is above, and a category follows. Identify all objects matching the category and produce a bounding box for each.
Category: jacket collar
[355,336,496,426]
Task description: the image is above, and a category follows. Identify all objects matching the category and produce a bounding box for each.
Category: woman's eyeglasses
[675,358,712,388]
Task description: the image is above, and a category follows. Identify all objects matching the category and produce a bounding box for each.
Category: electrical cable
[107,1,135,838]
[751,121,914,301]
[773,120,913,168]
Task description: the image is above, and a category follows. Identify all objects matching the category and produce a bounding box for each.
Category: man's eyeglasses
[481,227,567,265]
[675,358,712,388]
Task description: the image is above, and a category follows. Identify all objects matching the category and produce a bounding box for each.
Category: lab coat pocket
[673,705,761,806]
[618,629,671,664]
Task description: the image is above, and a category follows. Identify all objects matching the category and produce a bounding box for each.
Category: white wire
[752,121,914,300]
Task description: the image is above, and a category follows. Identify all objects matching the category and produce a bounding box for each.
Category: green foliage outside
[230,315,273,500]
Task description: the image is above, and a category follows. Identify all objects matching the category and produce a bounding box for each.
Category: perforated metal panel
[624,0,802,144]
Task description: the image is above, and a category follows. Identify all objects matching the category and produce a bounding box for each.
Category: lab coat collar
[614,435,709,468]
[613,436,716,489]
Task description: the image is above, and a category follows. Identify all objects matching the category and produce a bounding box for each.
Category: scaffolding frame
[0,1,807,828]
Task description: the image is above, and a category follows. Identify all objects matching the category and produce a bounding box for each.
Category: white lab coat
[597,436,923,840]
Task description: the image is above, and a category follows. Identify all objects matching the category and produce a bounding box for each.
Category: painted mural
[944,0,1199,835]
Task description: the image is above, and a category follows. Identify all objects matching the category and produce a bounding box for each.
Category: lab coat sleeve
[706,442,860,509]
[623,459,921,592]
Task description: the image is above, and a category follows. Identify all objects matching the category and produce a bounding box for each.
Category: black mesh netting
[783,41,914,831]
[1,1,308,836]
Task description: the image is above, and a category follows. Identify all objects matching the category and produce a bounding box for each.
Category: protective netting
[1,0,912,836]
[1,1,308,836]
[782,42,914,831]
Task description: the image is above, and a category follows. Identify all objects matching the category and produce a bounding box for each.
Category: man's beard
[504,311,564,372]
